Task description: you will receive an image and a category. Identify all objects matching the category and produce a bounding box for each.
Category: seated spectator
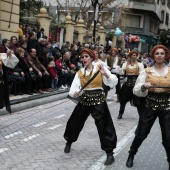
[27,48,50,94]
[47,56,58,90]
[0,39,11,53]
[8,65,25,96]
[20,34,28,43]
[10,36,20,53]
[55,53,68,89]
[20,41,29,57]
[15,48,33,95]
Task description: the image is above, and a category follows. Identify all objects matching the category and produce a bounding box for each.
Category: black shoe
[104,153,115,166]
[64,142,72,153]
[117,114,122,119]
[126,153,135,168]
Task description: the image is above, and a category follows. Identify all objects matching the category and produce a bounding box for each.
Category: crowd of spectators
[0,24,158,96]
[0,26,85,95]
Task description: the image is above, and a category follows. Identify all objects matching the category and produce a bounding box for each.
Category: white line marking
[33,122,47,127]
[0,148,9,153]
[48,124,62,130]
[5,131,23,139]
[54,114,66,119]
[21,134,40,142]
[87,125,137,170]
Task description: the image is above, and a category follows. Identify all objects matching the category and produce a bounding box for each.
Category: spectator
[20,34,28,43]
[0,39,10,53]
[27,32,37,52]
[27,48,47,94]
[37,28,45,40]
[55,53,67,89]
[47,56,58,90]
[20,41,29,57]
[16,47,33,95]
[18,23,24,41]
[10,36,20,52]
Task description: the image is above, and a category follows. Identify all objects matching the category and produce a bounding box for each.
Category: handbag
[29,71,36,81]
[67,70,100,104]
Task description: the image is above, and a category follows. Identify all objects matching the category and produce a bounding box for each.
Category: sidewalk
[0,89,69,115]
[89,120,168,170]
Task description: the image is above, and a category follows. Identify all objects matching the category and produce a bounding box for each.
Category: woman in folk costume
[0,50,19,113]
[117,50,144,119]
[108,48,121,102]
[64,48,118,166]
[92,49,110,97]
[126,45,170,169]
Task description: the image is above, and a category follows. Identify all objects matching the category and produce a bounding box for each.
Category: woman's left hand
[98,64,106,75]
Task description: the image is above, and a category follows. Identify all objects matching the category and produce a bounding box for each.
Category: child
[47,56,58,90]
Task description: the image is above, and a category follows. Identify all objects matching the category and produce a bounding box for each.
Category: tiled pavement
[0,89,168,170]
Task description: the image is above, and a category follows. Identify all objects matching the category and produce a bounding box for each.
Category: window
[161,10,165,22]
[123,14,142,28]
[149,21,159,34]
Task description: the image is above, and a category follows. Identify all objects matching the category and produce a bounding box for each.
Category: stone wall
[0,0,20,39]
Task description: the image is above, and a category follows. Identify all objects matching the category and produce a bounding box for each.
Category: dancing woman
[64,48,118,165]
[117,50,144,119]
[126,45,170,169]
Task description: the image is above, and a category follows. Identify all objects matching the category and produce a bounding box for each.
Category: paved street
[0,89,168,170]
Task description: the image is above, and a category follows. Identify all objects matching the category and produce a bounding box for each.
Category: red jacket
[48,66,57,79]
[55,59,64,69]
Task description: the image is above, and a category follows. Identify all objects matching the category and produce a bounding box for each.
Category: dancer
[64,48,118,165]
[0,50,19,113]
[117,50,144,119]
[126,45,170,169]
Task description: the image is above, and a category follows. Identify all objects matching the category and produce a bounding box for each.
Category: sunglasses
[155,52,165,55]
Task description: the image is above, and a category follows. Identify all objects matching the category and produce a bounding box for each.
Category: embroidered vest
[146,67,170,93]
[145,67,170,110]
[78,69,103,89]
[126,62,139,75]
[125,62,139,86]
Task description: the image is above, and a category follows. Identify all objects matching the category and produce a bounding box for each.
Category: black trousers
[64,101,117,153]
[0,83,5,109]
[119,84,134,115]
[130,107,170,161]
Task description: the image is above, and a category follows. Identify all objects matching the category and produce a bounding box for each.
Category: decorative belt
[124,75,138,87]
[145,92,170,110]
[79,89,105,106]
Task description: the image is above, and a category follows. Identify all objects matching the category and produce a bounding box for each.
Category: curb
[0,90,69,115]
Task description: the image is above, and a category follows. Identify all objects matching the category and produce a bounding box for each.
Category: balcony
[128,0,161,20]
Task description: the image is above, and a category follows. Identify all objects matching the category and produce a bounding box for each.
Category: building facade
[0,0,20,40]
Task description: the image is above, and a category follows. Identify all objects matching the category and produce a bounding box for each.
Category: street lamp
[91,0,103,44]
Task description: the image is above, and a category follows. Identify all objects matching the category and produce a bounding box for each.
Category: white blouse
[110,56,119,74]
[69,65,118,98]
[133,66,169,97]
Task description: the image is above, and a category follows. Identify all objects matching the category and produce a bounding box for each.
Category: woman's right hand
[74,91,79,97]
[29,68,33,72]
